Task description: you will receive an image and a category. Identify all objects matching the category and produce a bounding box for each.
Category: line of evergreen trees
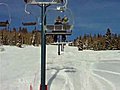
[70,28,120,50]
[0,27,54,47]
[0,27,120,50]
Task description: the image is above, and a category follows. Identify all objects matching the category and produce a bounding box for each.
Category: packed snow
[0,45,120,90]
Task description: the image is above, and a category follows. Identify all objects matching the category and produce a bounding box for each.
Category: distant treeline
[69,28,120,50]
[0,27,120,50]
[0,27,54,47]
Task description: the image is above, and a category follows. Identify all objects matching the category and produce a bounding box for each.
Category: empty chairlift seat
[0,3,11,27]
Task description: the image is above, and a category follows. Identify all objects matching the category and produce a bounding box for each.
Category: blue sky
[69,0,120,39]
[0,0,120,40]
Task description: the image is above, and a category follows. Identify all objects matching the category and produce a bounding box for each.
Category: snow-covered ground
[0,45,120,90]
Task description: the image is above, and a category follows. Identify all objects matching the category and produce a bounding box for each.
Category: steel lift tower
[23,0,73,90]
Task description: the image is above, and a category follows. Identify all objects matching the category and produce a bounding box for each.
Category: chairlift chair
[44,7,74,35]
[22,12,39,45]
[44,6,74,55]
[0,3,11,28]
[22,13,37,26]
[0,3,11,46]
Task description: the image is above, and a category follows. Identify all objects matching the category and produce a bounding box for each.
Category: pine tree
[105,28,112,50]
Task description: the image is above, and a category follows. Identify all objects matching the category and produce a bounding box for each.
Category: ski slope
[0,45,120,90]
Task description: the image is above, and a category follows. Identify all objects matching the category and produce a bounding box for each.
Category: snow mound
[0,45,5,52]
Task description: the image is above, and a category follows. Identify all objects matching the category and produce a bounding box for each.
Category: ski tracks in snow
[92,72,116,90]
[47,47,119,90]
[78,61,117,90]
[60,70,74,90]
[48,68,75,90]
[80,61,92,90]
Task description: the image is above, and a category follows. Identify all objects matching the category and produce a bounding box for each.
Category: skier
[62,15,69,24]
[54,16,62,42]
[32,34,36,46]
[78,40,83,51]
[16,33,22,48]
[61,16,69,43]
[55,16,62,25]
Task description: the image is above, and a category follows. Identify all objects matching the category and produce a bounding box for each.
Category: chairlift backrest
[45,24,72,31]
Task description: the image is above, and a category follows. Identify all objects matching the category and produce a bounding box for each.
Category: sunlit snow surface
[0,45,120,90]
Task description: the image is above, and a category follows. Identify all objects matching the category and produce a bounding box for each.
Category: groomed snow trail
[47,45,120,90]
[0,45,120,90]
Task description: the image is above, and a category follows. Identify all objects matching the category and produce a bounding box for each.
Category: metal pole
[58,35,60,55]
[41,4,46,90]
